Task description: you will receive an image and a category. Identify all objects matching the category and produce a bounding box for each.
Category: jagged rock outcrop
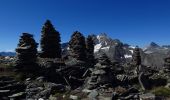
[93,33,126,63]
[40,20,62,58]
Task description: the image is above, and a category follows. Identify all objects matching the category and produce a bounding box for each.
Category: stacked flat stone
[164,56,170,72]
[87,53,113,89]
[69,31,86,61]
[86,35,95,67]
[15,33,38,73]
[132,46,141,66]
[40,20,61,58]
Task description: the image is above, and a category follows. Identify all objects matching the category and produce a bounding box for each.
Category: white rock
[70,95,78,100]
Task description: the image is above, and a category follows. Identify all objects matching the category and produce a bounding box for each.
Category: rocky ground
[0,76,169,100]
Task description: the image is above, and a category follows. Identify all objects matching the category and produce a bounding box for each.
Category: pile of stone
[40,20,62,58]
[0,76,26,100]
[15,33,39,76]
[164,55,170,73]
[15,33,38,66]
[86,53,114,90]
[40,59,66,84]
[131,46,141,66]
[68,31,87,61]
[25,77,66,99]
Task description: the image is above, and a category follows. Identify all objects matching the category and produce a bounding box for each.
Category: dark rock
[111,92,119,100]
[138,72,151,90]
[36,76,45,82]
[46,83,65,93]
[26,80,66,99]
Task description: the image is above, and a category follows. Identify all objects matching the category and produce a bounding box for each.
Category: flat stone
[8,92,25,97]
[140,93,155,100]
[82,89,92,93]
[70,95,78,100]
[88,90,98,99]
[0,90,10,93]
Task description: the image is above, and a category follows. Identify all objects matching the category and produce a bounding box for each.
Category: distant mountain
[141,42,170,68]
[0,52,16,56]
[149,42,160,48]
[61,33,137,63]
[92,33,131,63]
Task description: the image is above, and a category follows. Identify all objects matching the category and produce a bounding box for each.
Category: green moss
[151,87,170,97]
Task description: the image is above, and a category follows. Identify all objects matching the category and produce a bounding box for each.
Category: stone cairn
[40,20,62,58]
[164,55,170,73]
[68,31,87,62]
[132,46,141,67]
[164,55,170,83]
[87,53,113,90]
[15,33,39,77]
[86,35,95,67]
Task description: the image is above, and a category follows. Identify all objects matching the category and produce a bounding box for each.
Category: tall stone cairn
[15,33,38,72]
[68,31,86,61]
[164,55,170,72]
[132,46,141,66]
[87,53,113,89]
[40,20,61,58]
[86,35,95,66]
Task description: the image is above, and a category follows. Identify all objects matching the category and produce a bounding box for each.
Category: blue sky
[0,0,170,51]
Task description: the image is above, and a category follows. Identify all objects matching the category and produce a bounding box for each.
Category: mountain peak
[98,33,107,37]
[149,42,160,48]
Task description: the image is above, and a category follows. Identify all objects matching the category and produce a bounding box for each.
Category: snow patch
[124,54,132,58]
[129,50,134,54]
[129,46,135,49]
[164,47,168,50]
[143,47,148,51]
[67,47,70,50]
[101,46,110,51]
[94,43,102,53]
[145,51,153,54]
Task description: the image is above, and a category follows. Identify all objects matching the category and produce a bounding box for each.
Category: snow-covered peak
[94,33,114,53]
[97,33,110,45]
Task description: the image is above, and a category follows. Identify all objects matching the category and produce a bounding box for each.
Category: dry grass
[151,86,170,97]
